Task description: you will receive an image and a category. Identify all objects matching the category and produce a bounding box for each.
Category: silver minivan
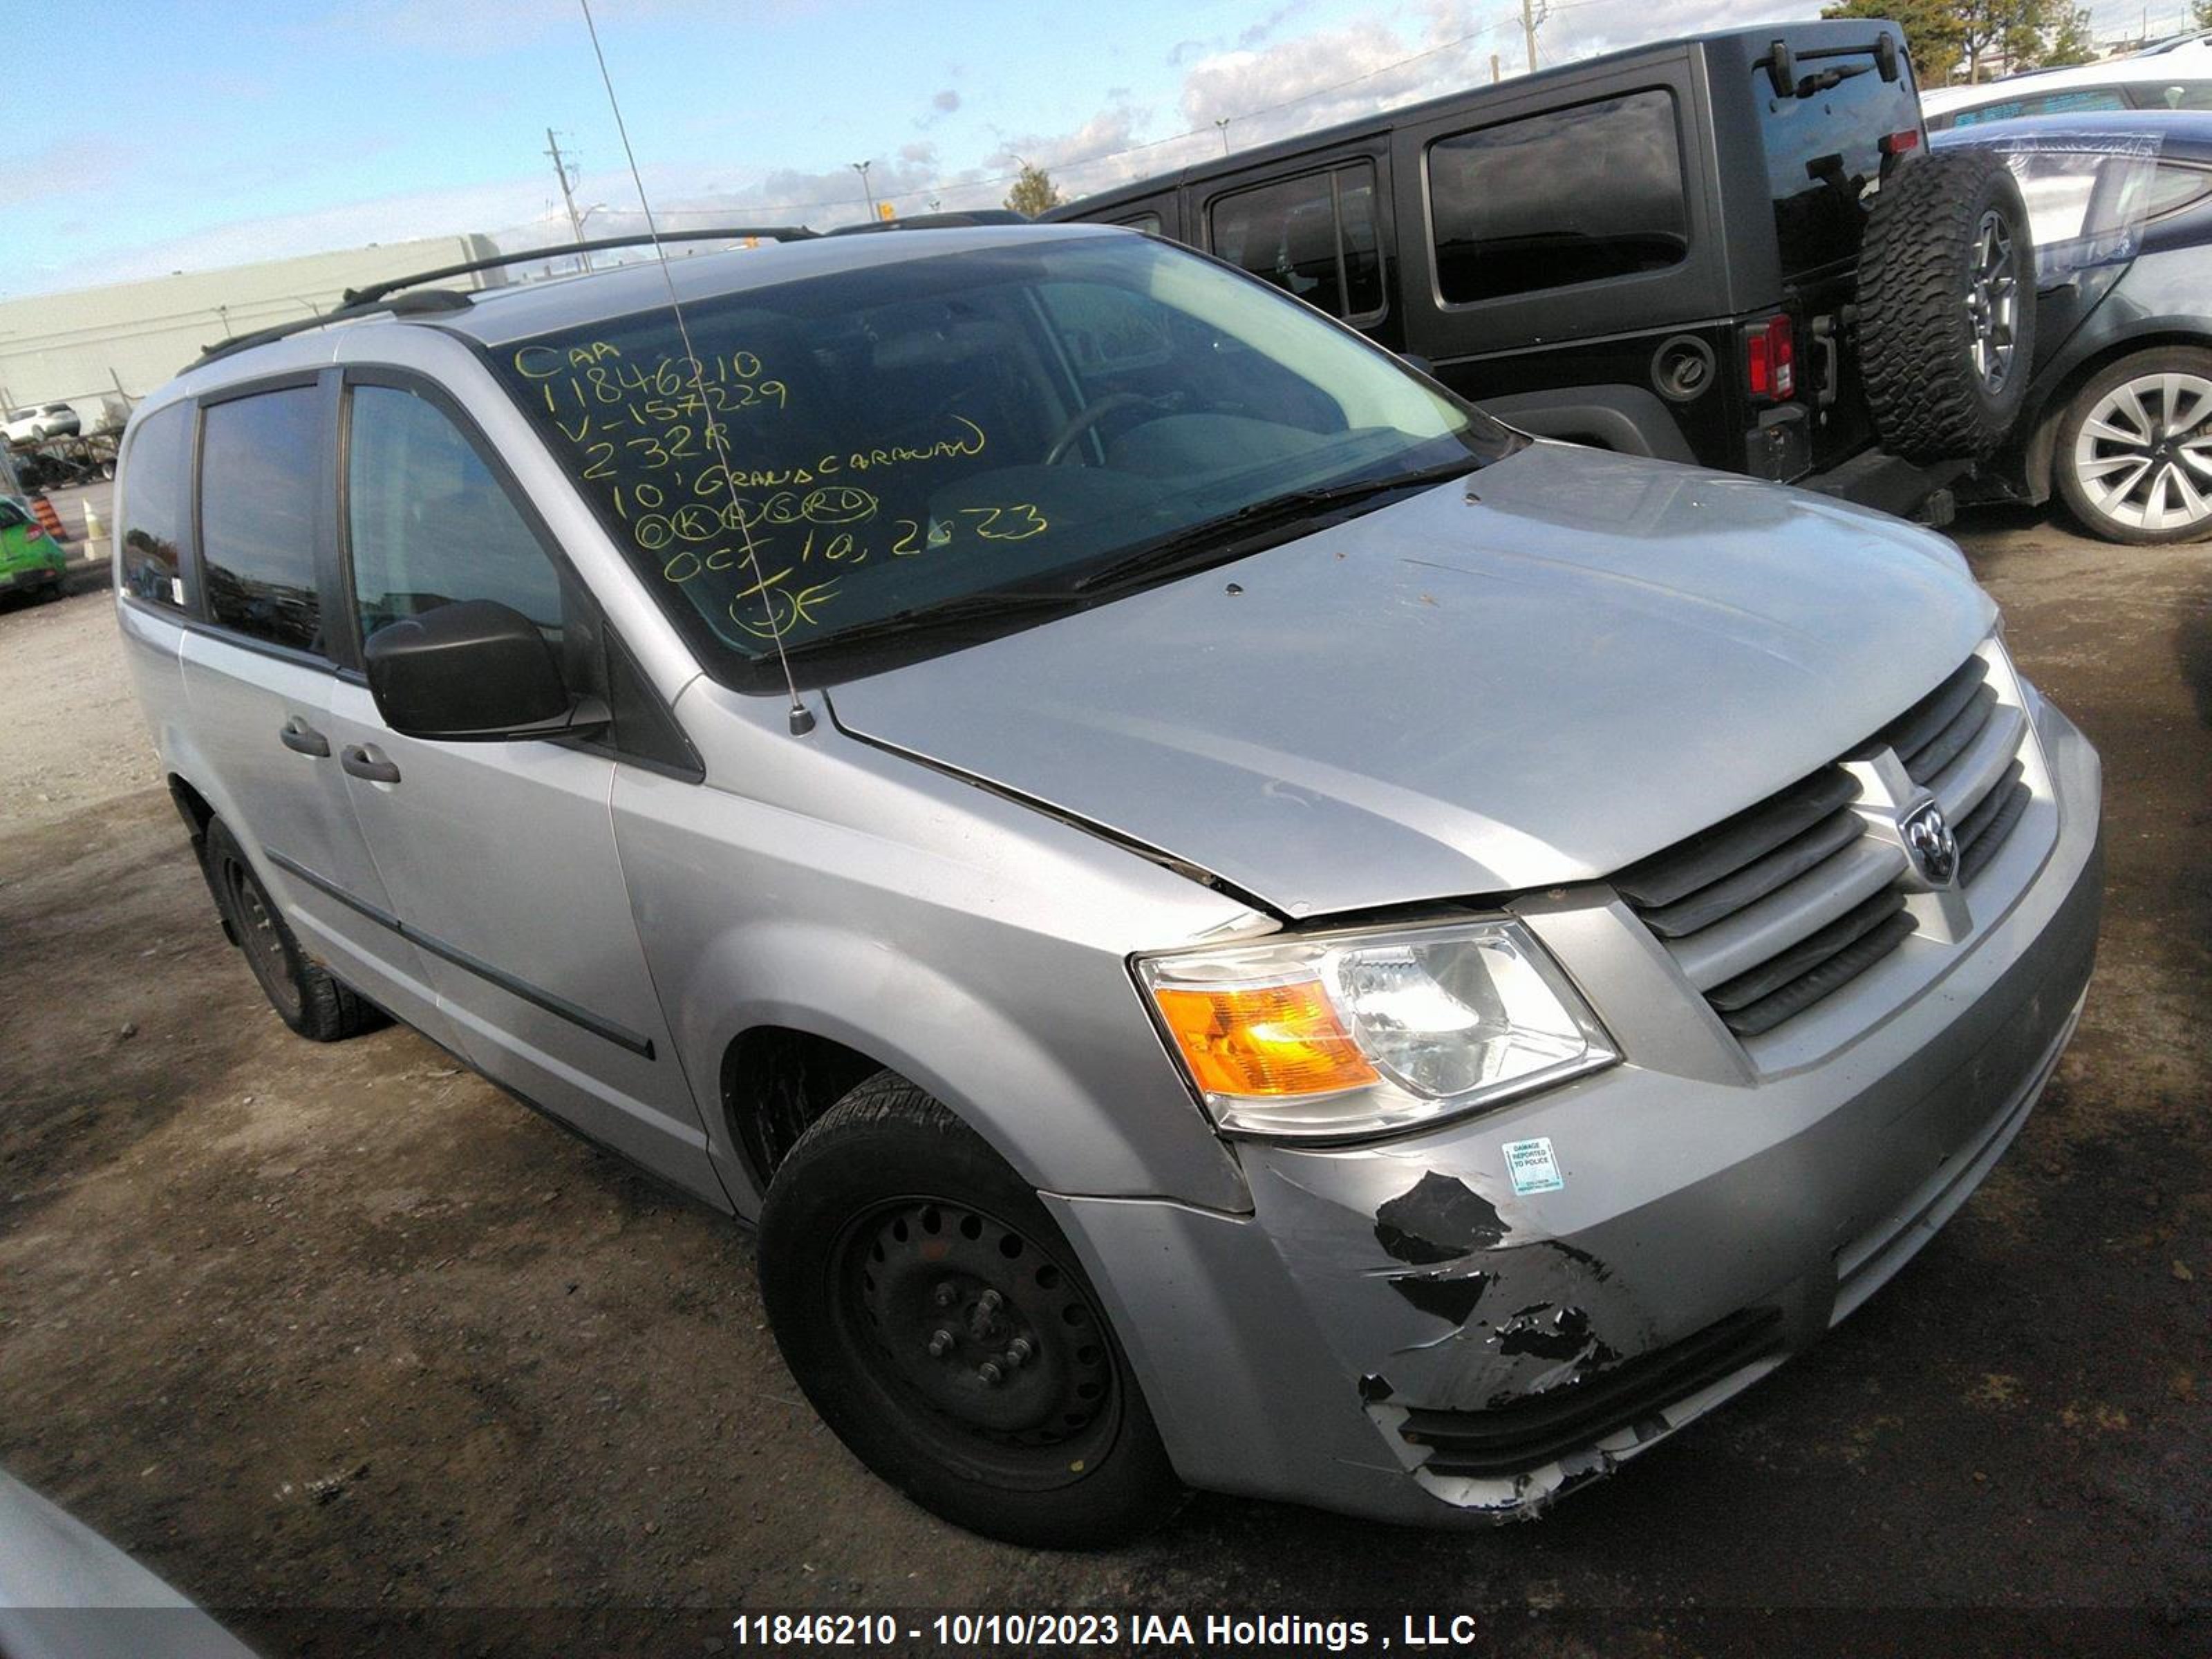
[115,225,2102,1545]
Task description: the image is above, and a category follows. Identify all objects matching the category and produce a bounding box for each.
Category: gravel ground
[0,505,2205,1658]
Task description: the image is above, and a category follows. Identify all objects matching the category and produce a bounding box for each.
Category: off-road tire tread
[1858,149,2036,464]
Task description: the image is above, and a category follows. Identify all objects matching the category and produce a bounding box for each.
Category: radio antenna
[578,0,815,735]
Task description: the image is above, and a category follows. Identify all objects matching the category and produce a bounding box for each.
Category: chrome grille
[1618,645,2038,1040]
[1615,767,1912,1037]
[1875,654,2032,883]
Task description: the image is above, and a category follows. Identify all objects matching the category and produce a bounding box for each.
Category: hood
[826,442,1994,917]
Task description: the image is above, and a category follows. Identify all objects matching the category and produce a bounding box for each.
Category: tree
[2195,0,2211,29]
[1004,161,1062,218]
[2041,6,2097,67]
[1821,0,2088,85]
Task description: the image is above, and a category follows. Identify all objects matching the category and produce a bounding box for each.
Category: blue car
[1938,110,2212,543]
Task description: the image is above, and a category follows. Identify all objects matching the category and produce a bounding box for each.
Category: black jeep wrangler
[1051,19,2034,523]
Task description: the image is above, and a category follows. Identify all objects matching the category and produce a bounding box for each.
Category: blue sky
[8,0,2195,297]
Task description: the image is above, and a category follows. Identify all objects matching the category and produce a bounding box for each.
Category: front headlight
[1135,917,1617,1141]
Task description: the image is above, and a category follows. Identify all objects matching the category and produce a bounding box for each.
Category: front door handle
[279,718,330,758]
[339,744,402,785]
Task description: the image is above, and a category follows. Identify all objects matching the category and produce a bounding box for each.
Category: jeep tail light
[1747,314,1795,400]
[24,520,44,541]
[1879,128,1920,156]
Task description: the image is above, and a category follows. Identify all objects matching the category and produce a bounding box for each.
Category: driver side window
[346,384,564,647]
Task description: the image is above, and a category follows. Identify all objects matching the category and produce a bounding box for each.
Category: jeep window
[198,388,326,655]
[1116,212,1163,235]
[488,234,1502,683]
[1207,163,1383,322]
[118,402,194,612]
[0,500,24,530]
[346,384,565,644]
[1757,50,1922,275]
[1427,90,1687,304]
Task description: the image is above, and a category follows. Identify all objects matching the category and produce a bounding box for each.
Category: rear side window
[1428,90,1687,303]
[119,402,194,610]
[198,387,326,654]
[1208,162,1384,321]
[345,384,563,644]
[1943,88,2130,129]
[1758,51,1924,274]
[0,500,24,529]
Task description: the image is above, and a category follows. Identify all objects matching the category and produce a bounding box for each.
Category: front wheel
[758,1074,1184,1546]
[201,817,382,1041]
[2052,347,2212,545]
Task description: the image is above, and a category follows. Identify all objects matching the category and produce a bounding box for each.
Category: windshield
[489,233,1508,682]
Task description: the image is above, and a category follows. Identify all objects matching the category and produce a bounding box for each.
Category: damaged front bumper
[1048,695,2102,1526]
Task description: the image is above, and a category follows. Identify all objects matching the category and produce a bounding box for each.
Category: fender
[670,915,1253,1219]
[1474,384,1700,465]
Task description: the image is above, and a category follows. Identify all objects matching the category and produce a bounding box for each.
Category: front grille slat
[1669,837,1906,991]
[1931,700,2027,823]
[1906,682,1997,784]
[1637,809,1865,939]
[1396,1309,1782,1479]
[1613,769,1861,911]
[1881,655,1989,771]
[1615,645,2040,1040]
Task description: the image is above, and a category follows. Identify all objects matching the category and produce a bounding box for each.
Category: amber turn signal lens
[1151,979,1379,1098]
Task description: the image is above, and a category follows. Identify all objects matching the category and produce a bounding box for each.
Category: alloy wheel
[2072,371,2212,534]
[1964,209,2021,395]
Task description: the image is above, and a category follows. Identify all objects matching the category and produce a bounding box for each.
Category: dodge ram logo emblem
[1901,800,1959,888]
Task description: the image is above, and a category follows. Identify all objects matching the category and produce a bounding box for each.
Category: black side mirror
[364,599,601,742]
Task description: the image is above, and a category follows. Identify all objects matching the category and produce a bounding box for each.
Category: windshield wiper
[1066,458,1481,594]
[780,583,1077,658]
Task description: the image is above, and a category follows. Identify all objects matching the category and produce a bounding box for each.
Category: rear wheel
[2053,347,2212,545]
[758,1074,1184,1546]
[202,818,381,1041]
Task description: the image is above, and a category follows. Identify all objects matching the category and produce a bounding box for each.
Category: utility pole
[545,129,592,272]
[1521,0,1544,73]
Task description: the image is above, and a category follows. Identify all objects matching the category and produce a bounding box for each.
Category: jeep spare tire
[1857,148,2036,464]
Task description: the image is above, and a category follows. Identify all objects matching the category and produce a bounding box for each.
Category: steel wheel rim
[2074,370,2212,532]
[1965,209,2020,395]
[834,1195,1122,1490]
[223,856,303,1020]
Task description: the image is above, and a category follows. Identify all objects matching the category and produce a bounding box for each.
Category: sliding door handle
[339,744,402,785]
[279,718,330,758]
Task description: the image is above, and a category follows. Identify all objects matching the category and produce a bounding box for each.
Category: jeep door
[1194,148,1402,352]
[318,369,721,1204]
[166,376,451,1040]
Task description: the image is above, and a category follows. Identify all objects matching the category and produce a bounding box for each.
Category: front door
[321,373,719,1203]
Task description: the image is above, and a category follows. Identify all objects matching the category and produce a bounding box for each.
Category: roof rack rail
[339,225,818,307]
[825,209,1031,236]
[189,226,819,370]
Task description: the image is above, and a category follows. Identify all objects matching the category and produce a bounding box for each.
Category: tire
[1858,149,2037,463]
[758,1073,1185,1546]
[2052,346,2212,545]
[201,818,381,1041]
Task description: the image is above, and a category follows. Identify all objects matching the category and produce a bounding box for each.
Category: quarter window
[200,388,326,652]
[1208,162,1384,321]
[118,402,194,610]
[346,384,564,644]
[1429,89,1687,304]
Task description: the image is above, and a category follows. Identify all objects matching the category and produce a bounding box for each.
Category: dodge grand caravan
[115,224,2102,1544]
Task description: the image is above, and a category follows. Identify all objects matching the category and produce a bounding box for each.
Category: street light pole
[851,160,879,222]
[1215,117,1232,155]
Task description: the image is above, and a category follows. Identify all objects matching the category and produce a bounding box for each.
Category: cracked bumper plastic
[1047,697,2102,1526]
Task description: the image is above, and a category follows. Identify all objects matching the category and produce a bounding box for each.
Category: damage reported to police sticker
[1503,1137,1563,1195]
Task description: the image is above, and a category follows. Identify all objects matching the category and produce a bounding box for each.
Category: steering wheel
[1042,393,1165,467]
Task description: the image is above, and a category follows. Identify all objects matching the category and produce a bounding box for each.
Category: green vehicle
[0,495,67,602]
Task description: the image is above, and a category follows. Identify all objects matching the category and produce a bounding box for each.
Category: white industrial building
[0,234,505,425]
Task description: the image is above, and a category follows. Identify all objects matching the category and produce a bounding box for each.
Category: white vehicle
[1922,34,2212,131]
[1,404,79,444]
